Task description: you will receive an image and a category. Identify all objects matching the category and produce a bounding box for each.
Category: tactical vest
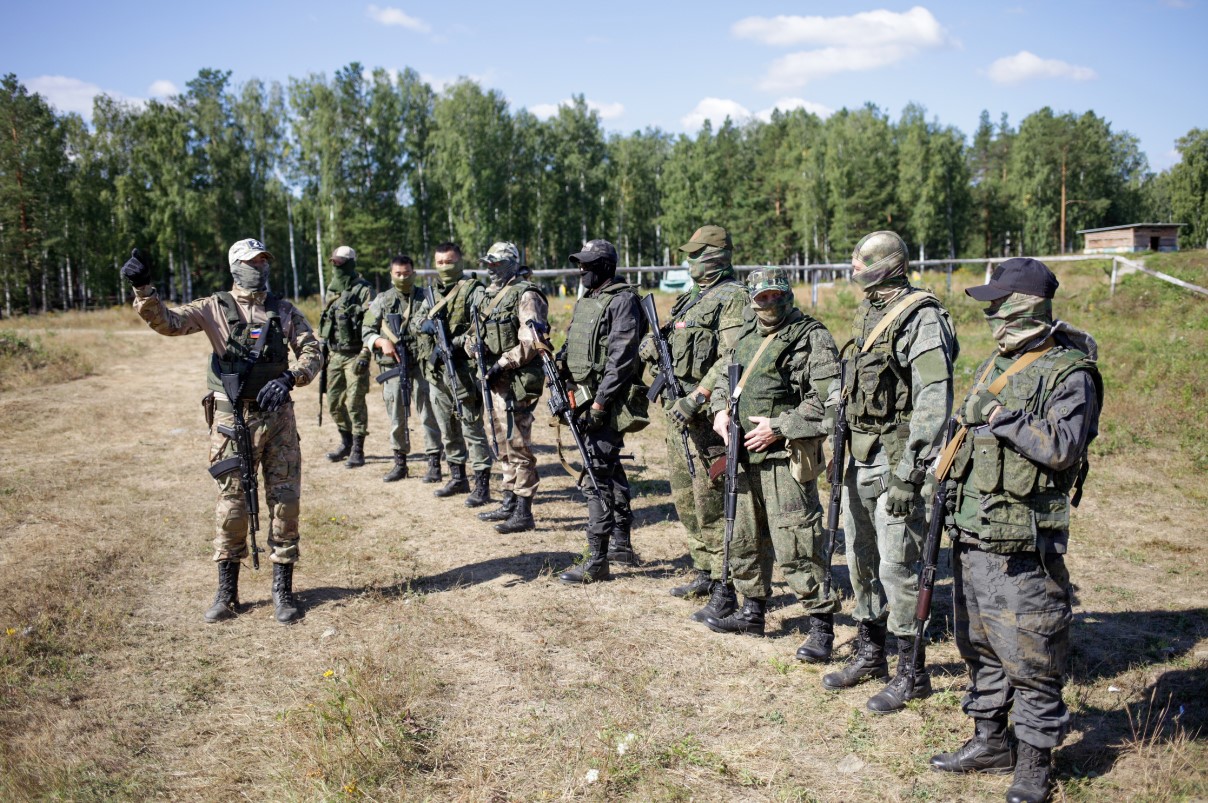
[319,279,371,353]
[667,279,749,387]
[479,279,546,404]
[427,278,483,398]
[732,313,825,465]
[372,288,429,367]
[431,278,482,339]
[206,292,290,400]
[950,345,1102,553]
[565,281,637,389]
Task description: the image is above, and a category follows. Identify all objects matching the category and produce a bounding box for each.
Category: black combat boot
[795,613,835,663]
[479,490,516,521]
[930,717,1015,774]
[705,596,766,635]
[606,530,640,566]
[345,435,366,468]
[822,621,890,689]
[867,635,932,713]
[383,450,408,482]
[434,463,469,497]
[690,581,737,623]
[464,469,491,507]
[204,560,241,623]
[271,563,303,624]
[326,430,352,462]
[559,536,610,584]
[1006,742,1052,803]
[496,495,535,534]
[669,570,712,599]
[422,453,443,483]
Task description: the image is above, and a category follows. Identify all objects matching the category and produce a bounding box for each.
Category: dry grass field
[1,254,1205,802]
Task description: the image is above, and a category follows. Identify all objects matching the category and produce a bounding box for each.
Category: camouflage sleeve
[894,306,956,483]
[361,293,386,350]
[132,286,210,337]
[706,345,735,413]
[498,288,548,370]
[283,303,323,387]
[772,326,839,440]
[988,370,1099,471]
[356,283,375,357]
[716,286,750,350]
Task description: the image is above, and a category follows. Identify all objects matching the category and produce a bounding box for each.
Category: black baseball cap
[569,239,618,265]
[966,257,1060,301]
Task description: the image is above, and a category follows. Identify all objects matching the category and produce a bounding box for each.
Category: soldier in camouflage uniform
[419,242,494,506]
[556,239,645,584]
[822,231,958,715]
[362,254,442,482]
[318,245,374,469]
[702,269,841,639]
[467,242,549,534]
[930,258,1101,803]
[121,239,322,624]
[639,224,749,619]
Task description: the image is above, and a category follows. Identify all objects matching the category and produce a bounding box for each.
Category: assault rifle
[716,362,742,585]
[424,281,464,420]
[373,313,412,433]
[527,319,601,497]
[317,341,328,426]
[822,358,850,599]
[911,417,960,687]
[640,293,695,479]
[470,302,500,459]
[207,367,264,570]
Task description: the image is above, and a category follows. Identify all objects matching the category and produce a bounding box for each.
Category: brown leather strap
[859,291,937,353]
[734,333,778,399]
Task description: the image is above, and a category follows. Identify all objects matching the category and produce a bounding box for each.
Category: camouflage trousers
[429,376,493,472]
[489,390,538,497]
[666,415,725,576]
[729,457,839,615]
[209,401,302,564]
[326,349,370,436]
[380,366,441,456]
[842,450,927,637]
[954,540,1072,749]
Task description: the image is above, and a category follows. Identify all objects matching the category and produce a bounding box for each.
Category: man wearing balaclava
[821,230,958,715]
[636,224,749,621]
[361,254,443,483]
[930,258,1101,803]
[121,239,322,625]
[318,246,375,469]
[418,242,493,505]
[554,238,644,584]
[701,269,841,641]
[465,242,550,533]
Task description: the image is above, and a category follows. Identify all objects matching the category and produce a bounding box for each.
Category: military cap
[479,241,521,267]
[966,257,1060,301]
[569,239,618,265]
[748,267,791,296]
[228,238,274,266]
[329,245,356,263]
[678,224,732,252]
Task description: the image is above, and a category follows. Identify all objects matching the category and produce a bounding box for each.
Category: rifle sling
[733,333,779,399]
[859,291,937,353]
[426,280,467,319]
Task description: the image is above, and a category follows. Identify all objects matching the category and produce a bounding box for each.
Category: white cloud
[755,97,834,121]
[530,98,625,121]
[25,75,140,117]
[365,4,431,33]
[733,6,955,90]
[421,70,495,93]
[681,98,751,130]
[986,51,1097,85]
[147,80,179,98]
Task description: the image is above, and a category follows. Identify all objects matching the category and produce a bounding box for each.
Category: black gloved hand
[485,363,505,386]
[583,406,608,432]
[419,319,438,336]
[120,248,152,287]
[355,356,369,375]
[256,372,296,413]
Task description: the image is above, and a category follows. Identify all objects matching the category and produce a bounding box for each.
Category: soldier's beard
[985,293,1053,354]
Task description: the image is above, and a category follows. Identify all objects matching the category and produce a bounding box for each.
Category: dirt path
[1,327,1205,801]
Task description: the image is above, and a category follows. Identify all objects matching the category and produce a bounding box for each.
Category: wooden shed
[1078,223,1184,254]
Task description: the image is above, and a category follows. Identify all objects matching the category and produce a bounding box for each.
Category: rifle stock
[639,293,695,478]
[317,342,328,426]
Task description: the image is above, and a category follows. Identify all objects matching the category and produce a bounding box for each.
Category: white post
[984,260,993,285]
[1110,256,1119,296]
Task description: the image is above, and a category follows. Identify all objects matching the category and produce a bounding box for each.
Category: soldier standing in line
[361,254,443,482]
[702,269,841,640]
[121,240,321,624]
[318,245,374,469]
[822,230,959,714]
[930,258,1101,803]
[640,224,749,621]
[420,242,493,505]
[467,242,549,534]
[555,239,645,583]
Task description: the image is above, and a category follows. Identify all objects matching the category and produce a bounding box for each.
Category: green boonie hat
[479,241,520,267]
[747,268,791,296]
[678,224,732,252]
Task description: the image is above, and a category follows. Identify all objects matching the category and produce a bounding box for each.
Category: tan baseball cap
[228,238,274,266]
[330,245,356,262]
[678,224,732,252]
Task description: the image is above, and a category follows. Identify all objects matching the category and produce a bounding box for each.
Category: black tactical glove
[485,362,505,386]
[355,355,369,375]
[419,319,438,336]
[120,248,152,287]
[582,405,608,432]
[885,474,918,518]
[256,371,296,413]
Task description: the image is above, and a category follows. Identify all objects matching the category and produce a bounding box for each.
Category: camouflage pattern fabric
[430,381,492,472]
[490,392,538,497]
[984,292,1053,355]
[325,349,370,436]
[953,543,1072,749]
[381,370,441,456]
[667,417,725,575]
[209,404,302,564]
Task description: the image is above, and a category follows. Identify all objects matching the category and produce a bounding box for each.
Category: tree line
[2,66,1205,316]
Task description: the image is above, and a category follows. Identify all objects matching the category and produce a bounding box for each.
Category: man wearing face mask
[702,269,841,638]
[362,254,443,482]
[555,239,645,583]
[121,239,322,624]
[466,242,549,533]
[822,230,958,715]
[638,224,749,619]
[318,245,375,469]
[419,242,493,505]
[929,258,1100,803]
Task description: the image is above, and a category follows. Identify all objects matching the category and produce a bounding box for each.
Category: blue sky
[4,0,1203,170]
